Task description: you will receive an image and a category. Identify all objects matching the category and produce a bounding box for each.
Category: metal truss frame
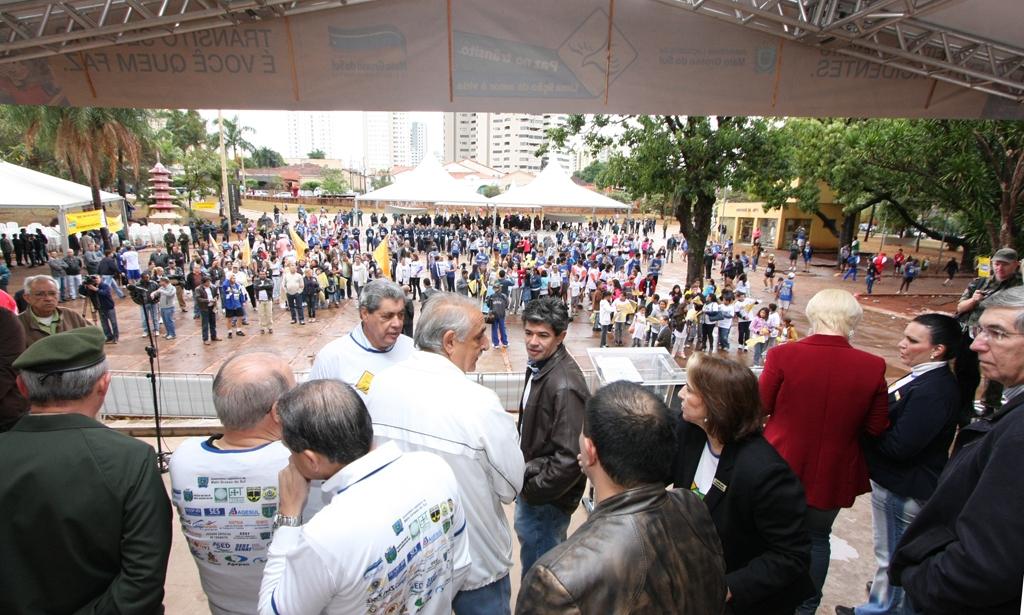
[0,0,374,64]
[663,0,1024,103]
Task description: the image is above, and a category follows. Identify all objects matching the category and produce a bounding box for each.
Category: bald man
[168,352,326,615]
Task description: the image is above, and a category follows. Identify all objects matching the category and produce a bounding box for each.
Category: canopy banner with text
[66,209,106,234]
[0,0,1019,119]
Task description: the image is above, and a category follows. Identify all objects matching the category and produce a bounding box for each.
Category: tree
[480,185,502,198]
[371,173,393,191]
[320,168,350,195]
[574,160,609,185]
[160,110,207,153]
[220,115,255,183]
[307,149,326,159]
[550,115,786,284]
[180,147,219,208]
[301,180,321,191]
[7,106,148,210]
[249,147,285,168]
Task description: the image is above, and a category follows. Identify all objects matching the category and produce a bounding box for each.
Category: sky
[198,110,443,168]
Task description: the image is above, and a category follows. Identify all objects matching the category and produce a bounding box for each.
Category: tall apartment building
[443,112,572,173]
[286,112,336,159]
[409,121,427,166]
[362,112,415,171]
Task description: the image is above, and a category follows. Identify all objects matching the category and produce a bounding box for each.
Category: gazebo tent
[0,160,124,250]
[489,164,632,217]
[357,157,491,209]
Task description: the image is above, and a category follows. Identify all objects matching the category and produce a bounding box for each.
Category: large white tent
[0,160,124,250]
[356,157,491,212]
[490,164,632,213]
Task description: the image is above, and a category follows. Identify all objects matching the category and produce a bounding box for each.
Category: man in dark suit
[891,286,1024,614]
[0,327,171,613]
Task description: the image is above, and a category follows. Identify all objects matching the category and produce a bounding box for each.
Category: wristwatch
[272,513,302,530]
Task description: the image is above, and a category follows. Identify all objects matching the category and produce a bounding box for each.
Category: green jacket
[0,413,171,614]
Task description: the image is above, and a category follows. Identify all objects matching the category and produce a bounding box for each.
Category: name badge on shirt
[894,391,901,402]
[712,479,728,493]
[355,371,374,394]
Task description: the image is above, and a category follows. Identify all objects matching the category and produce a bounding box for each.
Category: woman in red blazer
[759,288,889,614]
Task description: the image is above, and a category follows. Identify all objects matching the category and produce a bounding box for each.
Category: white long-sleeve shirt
[259,442,470,615]
[364,351,525,590]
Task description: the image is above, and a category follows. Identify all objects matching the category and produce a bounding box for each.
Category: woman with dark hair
[672,353,813,614]
[838,313,965,615]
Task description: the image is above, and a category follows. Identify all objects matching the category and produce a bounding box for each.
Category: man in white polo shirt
[259,379,470,615]
[309,278,414,396]
[365,293,524,615]
[169,351,326,615]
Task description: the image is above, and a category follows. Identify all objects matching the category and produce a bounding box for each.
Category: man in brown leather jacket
[516,297,589,575]
[516,381,727,615]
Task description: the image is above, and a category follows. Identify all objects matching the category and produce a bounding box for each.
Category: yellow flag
[241,236,252,266]
[373,240,391,280]
[289,227,307,261]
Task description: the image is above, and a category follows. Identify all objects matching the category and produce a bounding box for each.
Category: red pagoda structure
[148,160,180,222]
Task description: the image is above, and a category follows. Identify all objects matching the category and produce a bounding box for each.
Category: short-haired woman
[759,288,890,614]
[672,353,813,614]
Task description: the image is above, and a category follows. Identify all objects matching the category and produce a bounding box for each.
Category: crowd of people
[1,206,1024,615]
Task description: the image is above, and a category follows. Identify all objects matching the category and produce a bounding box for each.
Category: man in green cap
[0,327,172,614]
[956,247,1023,422]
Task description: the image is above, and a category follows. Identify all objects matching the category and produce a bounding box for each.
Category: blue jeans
[101,274,125,298]
[491,317,508,347]
[843,267,858,281]
[453,573,510,615]
[99,308,119,342]
[796,506,841,614]
[856,481,923,615]
[514,500,572,578]
[160,306,176,338]
[717,326,731,350]
[141,303,159,335]
[287,293,304,323]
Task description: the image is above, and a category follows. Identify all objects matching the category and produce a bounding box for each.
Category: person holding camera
[128,272,160,338]
[80,276,118,344]
[165,262,187,312]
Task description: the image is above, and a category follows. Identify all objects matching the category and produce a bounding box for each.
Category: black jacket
[516,484,727,615]
[891,393,1024,614]
[864,366,959,501]
[517,344,588,513]
[671,423,813,615]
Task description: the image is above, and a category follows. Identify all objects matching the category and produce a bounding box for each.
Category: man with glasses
[17,275,92,347]
[891,286,1024,614]
[955,247,1022,423]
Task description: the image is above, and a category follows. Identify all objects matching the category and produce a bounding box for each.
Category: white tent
[357,157,490,206]
[0,160,124,250]
[490,164,631,212]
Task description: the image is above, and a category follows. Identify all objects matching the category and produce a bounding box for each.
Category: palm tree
[222,115,255,185]
[8,106,147,210]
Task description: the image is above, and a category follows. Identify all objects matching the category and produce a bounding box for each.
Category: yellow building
[716,195,843,251]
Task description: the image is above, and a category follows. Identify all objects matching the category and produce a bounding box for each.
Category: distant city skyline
[198,110,443,171]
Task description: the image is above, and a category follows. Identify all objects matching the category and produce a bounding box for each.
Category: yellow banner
[373,239,391,280]
[289,227,307,261]
[66,209,106,233]
[194,201,217,210]
[107,214,124,234]
[978,257,992,278]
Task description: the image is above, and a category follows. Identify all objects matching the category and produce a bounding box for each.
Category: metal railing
[101,369,604,419]
[102,365,768,419]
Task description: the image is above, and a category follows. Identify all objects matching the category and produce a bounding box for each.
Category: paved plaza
[4,221,971,614]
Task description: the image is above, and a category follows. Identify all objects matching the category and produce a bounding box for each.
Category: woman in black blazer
[837,314,964,615]
[671,353,813,615]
